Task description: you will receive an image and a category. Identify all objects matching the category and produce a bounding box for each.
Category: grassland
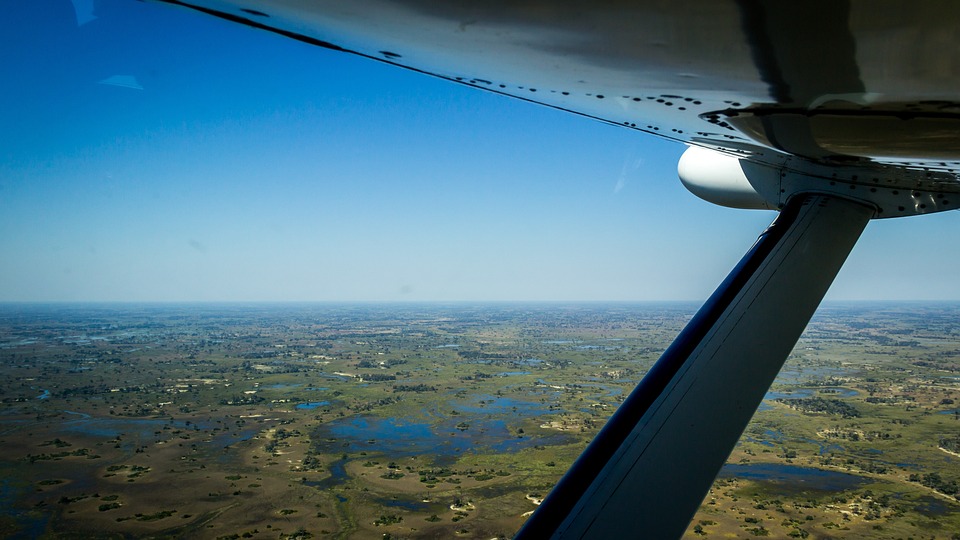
[0,302,957,539]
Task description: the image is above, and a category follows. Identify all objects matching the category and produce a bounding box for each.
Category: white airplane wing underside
[157,0,960,210]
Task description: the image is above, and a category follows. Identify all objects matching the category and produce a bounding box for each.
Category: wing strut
[516,194,874,539]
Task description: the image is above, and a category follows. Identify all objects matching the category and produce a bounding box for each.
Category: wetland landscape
[0,302,958,539]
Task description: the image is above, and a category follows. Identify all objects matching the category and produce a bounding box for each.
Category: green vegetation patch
[777,397,860,418]
[135,510,176,521]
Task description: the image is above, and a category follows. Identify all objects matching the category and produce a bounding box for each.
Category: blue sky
[1,0,957,302]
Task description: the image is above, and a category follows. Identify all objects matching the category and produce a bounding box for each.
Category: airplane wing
[157,0,960,210]
[151,1,960,537]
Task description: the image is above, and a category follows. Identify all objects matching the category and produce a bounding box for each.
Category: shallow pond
[719,463,870,492]
[375,497,430,511]
[63,417,180,439]
[296,401,331,410]
[453,395,554,416]
[0,477,50,540]
[60,414,257,450]
[317,373,352,381]
[536,379,623,398]
[314,412,572,462]
[758,387,859,412]
[207,426,260,449]
[914,495,952,517]
[264,383,302,389]
[575,344,622,351]
[304,457,349,491]
[774,366,850,384]
[765,387,859,401]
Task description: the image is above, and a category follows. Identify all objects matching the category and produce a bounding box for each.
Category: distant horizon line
[1,299,958,306]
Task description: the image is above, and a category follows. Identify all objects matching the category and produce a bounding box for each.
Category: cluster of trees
[219,394,264,406]
[778,397,860,418]
[60,384,147,397]
[301,453,322,471]
[27,448,95,463]
[373,513,403,526]
[346,396,398,413]
[356,359,407,368]
[908,471,959,499]
[456,350,516,361]
[392,384,436,393]
[264,427,302,454]
[235,360,308,373]
[360,373,396,382]
[459,371,492,381]
[237,351,281,359]
[940,435,960,453]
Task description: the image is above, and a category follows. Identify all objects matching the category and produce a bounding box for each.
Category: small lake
[575,345,622,351]
[453,395,554,416]
[60,415,257,450]
[314,412,571,462]
[296,401,330,410]
[765,387,859,401]
[914,495,952,517]
[775,366,849,384]
[745,429,844,456]
[375,497,430,511]
[317,373,352,381]
[304,457,348,491]
[719,463,870,492]
[207,426,260,450]
[758,387,859,411]
[536,379,623,398]
[0,477,51,540]
[63,417,180,439]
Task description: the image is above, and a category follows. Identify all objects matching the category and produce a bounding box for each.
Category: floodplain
[0,302,958,539]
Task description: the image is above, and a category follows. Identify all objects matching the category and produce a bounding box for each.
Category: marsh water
[312,393,574,462]
[718,463,871,492]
